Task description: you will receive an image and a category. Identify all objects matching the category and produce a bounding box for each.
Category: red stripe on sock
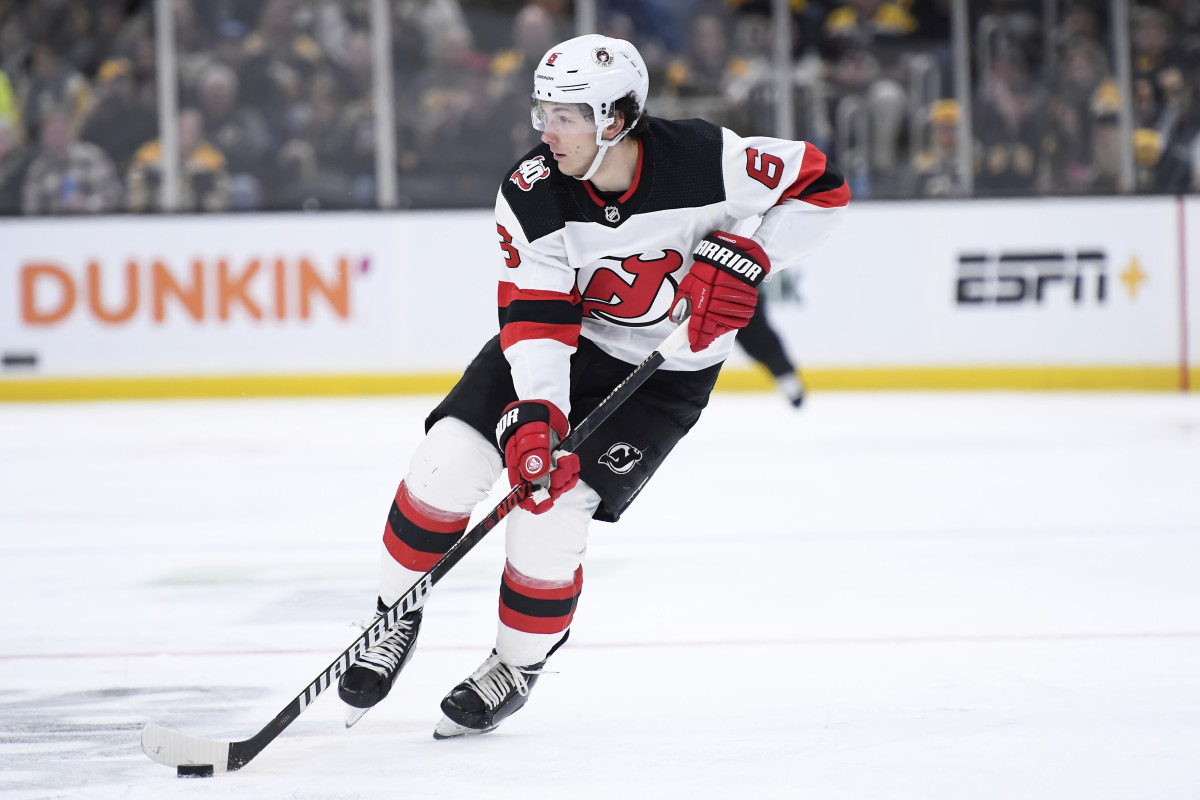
[499,605,575,634]
[395,482,470,534]
[382,523,443,572]
[502,562,583,600]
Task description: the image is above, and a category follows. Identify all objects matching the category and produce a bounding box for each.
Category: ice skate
[433,651,545,739]
[776,372,806,408]
[338,599,423,726]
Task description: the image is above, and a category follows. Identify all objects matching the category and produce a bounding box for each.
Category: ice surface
[1,391,1198,799]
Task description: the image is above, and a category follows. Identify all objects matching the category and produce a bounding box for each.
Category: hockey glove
[496,400,581,514]
[671,230,770,352]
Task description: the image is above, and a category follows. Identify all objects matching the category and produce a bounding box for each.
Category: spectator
[18,40,93,139]
[1131,6,1185,130]
[1088,79,1122,193]
[239,0,329,140]
[0,66,19,129]
[175,0,222,94]
[1154,55,1200,193]
[125,107,232,212]
[1043,39,1108,193]
[79,58,157,176]
[0,116,36,214]
[196,61,274,208]
[274,71,375,209]
[662,10,763,113]
[488,3,569,162]
[819,0,917,191]
[402,25,499,206]
[391,0,472,82]
[70,0,133,77]
[904,98,968,196]
[329,27,373,104]
[0,13,32,86]
[1132,125,1164,192]
[21,107,122,214]
[973,48,1046,195]
[1056,2,1103,54]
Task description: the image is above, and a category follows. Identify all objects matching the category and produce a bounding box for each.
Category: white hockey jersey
[495,117,849,417]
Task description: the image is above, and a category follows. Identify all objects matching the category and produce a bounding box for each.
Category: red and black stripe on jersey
[498,561,583,635]
[382,481,469,572]
[497,282,582,351]
[777,143,850,208]
[499,118,727,242]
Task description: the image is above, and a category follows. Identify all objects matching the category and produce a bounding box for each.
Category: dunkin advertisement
[1,212,496,378]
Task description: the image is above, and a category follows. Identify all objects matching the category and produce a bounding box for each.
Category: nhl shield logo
[598,442,643,474]
[605,205,620,223]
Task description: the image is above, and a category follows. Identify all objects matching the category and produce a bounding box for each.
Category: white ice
[1,391,1198,799]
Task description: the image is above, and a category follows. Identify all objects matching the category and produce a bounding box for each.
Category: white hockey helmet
[532,34,649,179]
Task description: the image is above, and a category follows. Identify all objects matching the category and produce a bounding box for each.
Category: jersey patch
[510,156,551,191]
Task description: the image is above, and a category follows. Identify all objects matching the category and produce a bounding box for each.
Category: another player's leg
[339,418,501,717]
[736,301,806,407]
[434,481,600,739]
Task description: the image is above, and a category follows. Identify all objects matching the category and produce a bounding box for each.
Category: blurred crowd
[1,0,1199,216]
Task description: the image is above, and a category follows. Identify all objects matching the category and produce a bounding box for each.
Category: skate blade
[432,716,493,740]
[344,705,371,729]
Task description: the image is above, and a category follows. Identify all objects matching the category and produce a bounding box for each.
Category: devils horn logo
[598,442,643,474]
[510,155,550,191]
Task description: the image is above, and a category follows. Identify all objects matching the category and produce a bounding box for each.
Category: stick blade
[141,722,232,773]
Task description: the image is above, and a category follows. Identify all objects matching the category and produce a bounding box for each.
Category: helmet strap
[576,120,630,182]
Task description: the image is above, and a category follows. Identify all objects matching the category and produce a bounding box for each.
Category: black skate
[338,598,423,727]
[776,372,806,408]
[433,651,545,739]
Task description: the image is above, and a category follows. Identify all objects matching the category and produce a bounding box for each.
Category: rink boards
[1,196,1196,399]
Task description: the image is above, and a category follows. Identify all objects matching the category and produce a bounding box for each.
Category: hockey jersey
[495,117,849,418]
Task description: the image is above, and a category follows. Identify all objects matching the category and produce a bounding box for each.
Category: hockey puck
[177,764,214,778]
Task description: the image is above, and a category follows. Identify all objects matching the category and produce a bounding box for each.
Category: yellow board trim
[716,366,1191,392]
[1,366,1193,402]
[0,374,463,402]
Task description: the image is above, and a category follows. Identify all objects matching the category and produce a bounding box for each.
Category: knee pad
[378,417,502,604]
[504,480,601,582]
[405,417,503,514]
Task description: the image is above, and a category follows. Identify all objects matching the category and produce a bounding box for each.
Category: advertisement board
[1,212,496,380]
[1,197,1194,398]
[765,197,1181,368]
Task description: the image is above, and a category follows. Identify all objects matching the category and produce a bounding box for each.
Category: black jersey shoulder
[499,143,576,244]
[638,117,727,212]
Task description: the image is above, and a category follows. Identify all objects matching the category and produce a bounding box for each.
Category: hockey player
[738,300,807,408]
[338,33,849,738]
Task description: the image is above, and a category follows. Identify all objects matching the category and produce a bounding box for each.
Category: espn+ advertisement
[756,196,1191,371]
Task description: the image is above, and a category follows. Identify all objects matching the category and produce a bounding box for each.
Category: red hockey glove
[495,400,581,514]
[671,230,770,352]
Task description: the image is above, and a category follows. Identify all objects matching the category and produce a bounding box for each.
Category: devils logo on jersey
[510,156,550,191]
[598,443,643,474]
[581,250,682,325]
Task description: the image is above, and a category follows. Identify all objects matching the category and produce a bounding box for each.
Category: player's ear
[603,111,625,141]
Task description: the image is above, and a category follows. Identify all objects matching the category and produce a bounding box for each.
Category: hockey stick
[142,320,692,776]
